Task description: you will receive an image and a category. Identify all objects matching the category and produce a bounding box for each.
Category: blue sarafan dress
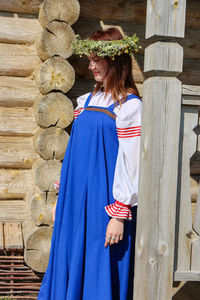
[37,92,141,300]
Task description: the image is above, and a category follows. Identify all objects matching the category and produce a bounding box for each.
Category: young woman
[38,27,142,300]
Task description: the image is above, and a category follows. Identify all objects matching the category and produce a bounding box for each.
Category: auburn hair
[89,27,139,104]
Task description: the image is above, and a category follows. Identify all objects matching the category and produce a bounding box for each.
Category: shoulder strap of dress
[108,94,142,111]
[84,92,93,109]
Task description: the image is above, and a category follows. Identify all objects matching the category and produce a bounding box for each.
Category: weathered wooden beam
[175,271,200,281]
[0,169,33,199]
[0,16,42,44]
[0,136,40,169]
[0,76,38,107]
[4,222,23,251]
[0,44,41,77]
[146,0,186,38]
[182,85,200,96]
[133,0,186,299]
[0,107,37,136]
[0,0,42,15]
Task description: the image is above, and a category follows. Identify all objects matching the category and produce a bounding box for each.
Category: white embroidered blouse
[54,90,142,220]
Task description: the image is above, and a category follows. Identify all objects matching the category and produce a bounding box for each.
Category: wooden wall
[0,8,42,222]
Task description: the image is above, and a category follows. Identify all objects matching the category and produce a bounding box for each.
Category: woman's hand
[104,218,124,248]
[51,201,57,222]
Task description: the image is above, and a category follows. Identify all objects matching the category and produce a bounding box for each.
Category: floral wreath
[70,34,141,59]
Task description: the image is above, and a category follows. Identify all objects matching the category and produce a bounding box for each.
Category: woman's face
[88,54,109,83]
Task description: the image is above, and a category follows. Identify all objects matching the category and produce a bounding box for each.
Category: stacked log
[23,0,80,273]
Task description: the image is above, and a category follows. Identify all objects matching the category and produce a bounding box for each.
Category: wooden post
[133,1,186,299]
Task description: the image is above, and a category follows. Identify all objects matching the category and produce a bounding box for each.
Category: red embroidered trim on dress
[105,200,132,220]
[74,108,84,120]
[54,180,60,191]
[117,125,141,138]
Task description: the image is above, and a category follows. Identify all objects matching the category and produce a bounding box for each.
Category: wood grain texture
[144,42,183,75]
[0,169,33,199]
[37,21,75,60]
[24,226,53,272]
[0,222,3,250]
[176,106,197,271]
[79,0,146,24]
[0,201,29,222]
[4,222,23,251]
[38,0,80,28]
[175,271,200,281]
[133,77,182,300]
[30,192,57,227]
[0,76,39,107]
[0,44,41,76]
[146,0,186,38]
[33,159,62,193]
[0,136,40,169]
[78,0,200,29]
[0,16,42,44]
[182,85,200,96]
[34,56,75,94]
[0,107,37,136]
[33,127,69,160]
[0,0,42,15]
[33,92,74,128]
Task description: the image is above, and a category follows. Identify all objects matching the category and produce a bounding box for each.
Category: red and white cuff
[54,180,60,191]
[104,200,132,220]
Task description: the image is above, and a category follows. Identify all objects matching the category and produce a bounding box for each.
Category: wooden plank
[0,169,33,199]
[191,238,200,271]
[182,85,200,96]
[0,201,29,222]
[146,0,186,38]
[0,222,4,250]
[182,96,200,106]
[144,42,183,76]
[133,77,182,300]
[193,183,200,235]
[176,106,197,271]
[0,107,37,136]
[4,222,23,251]
[0,16,42,44]
[0,0,42,15]
[175,271,200,281]
[0,44,41,77]
[0,76,38,107]
[0,136,40,169]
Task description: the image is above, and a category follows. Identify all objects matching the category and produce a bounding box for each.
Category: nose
[88,60,95,70]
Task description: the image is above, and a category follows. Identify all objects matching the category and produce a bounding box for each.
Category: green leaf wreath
[70,34,142,59]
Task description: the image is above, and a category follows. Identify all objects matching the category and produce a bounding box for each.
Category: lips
[93,72,100,76]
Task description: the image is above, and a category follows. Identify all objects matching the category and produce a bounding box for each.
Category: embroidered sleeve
[54,179,60,192]
[104,98,142,220]
[74,92,90,120]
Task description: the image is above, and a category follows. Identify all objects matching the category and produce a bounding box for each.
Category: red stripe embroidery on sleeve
[117,125,141,138]
[74,108,84,120]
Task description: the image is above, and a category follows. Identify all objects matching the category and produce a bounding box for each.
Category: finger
[119,234,124,241]
[115,237,120,244]
[110,236,116,245]
[104,238,110,248]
